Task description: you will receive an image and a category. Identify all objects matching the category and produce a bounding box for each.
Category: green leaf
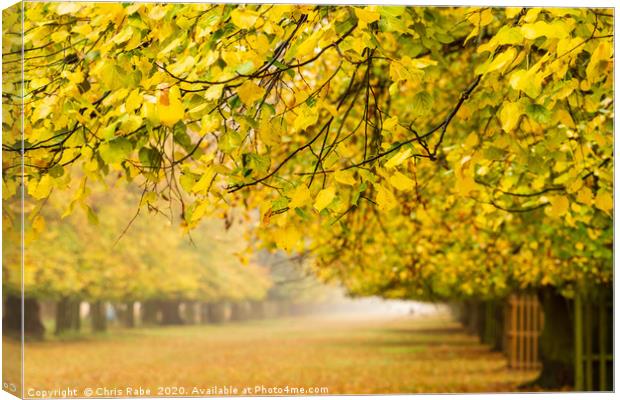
[218,131,242,154]
[48,165,65,178]
[99,137,133,164]
[138,147,162,169]
[236,60,255,75]
[244,153,270,174]
[272,59,288,70]
[411,91,433,115]
[294,207,309,220]
[271,196,289,211]
[525,103,551,124]
[179,172,199,192]
[173,123,193,152]
[85,205,99,225]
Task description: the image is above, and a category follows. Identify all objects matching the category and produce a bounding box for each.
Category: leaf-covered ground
[8,313,539,396]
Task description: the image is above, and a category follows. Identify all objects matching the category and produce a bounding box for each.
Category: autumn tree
[2,3,613,387]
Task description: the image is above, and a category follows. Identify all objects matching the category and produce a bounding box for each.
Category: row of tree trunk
[2,296,45,340]
[453,287,577,389]
[3,296,302,339]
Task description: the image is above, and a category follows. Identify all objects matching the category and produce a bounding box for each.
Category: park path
[15,312,538,396]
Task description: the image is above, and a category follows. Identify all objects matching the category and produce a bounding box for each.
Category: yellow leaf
[547,195,569,218]
[355,7,380,29]
[486,48,517,74]
[464,132,479,148]
[32,215,45,233]
[258,117,280,146]
[293,105,319,131]
[169,56,196,76]
[141,191,158,206]
[143,102,160,125]
[389,171,414,192]
[341,34,367,55]
[2,179,17,200]
[125,89,142,114]
[158,86,185,127]
[147,5,168,20]
[468,8,494,27]
[314,187,335,212]
[120,115,143,133]
[56,3,81,15]
[409,57,438,69]
[63,70,84,84]
[376,184,398,212]
[191,167,216,194]
[499,101,522,132]
[189,202,209,223]
[323,103,339,118]
[524,8,541,22]
[204,84,223,101]
[72,23,92,36]
[236,81,265,106]
[296,31,321,56]
[112,27,133,44]
[28,175,53,200]
[275,226,301,253]
[289,185,311,209]
[455,174,477,195]
[389,59,424,84]
[334,170,356,186]
[383,116,398,131]
[251,33,271,56]
[521,21,571,40]
[32,99,53,122]
[385,148,412,169]
[555,109,575,128]
[230,8,261,29]
[464,27,480,46]
[51,30,69,43]
[576,187,593,206]
[586,41,612,84]
[505,7,522,18]
[200,114,220,134]
[594,190,613,213]
[509,69,542,98]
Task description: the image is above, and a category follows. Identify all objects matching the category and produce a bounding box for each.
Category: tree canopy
[3,181,272,304]
[2,4,614,303]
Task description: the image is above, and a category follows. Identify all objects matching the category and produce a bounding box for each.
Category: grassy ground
[5,313,539,397]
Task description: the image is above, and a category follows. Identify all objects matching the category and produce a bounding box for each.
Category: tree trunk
[25,298,46,339]
[458,301,471,326]
[207,302,229,323]
[448,301,467,325]
[481,300,504,351]
[124,301,135,328]
[475,302,487,341]
[2,295,22,337]
[90,301,107,332]
[529,287,574,389]
[55,297,73,335]
[183,301,198,324]
[464,300,481,336]
[263,301,277,318]
[230,301,250,321]
[277,301,291,316]
[141,300,159,325]
[199,303,210,324]
[250,301,265,319]
[160,300,184,325]
[491,300,505,351]
[70,300,81,331]
[3,295,45,340]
